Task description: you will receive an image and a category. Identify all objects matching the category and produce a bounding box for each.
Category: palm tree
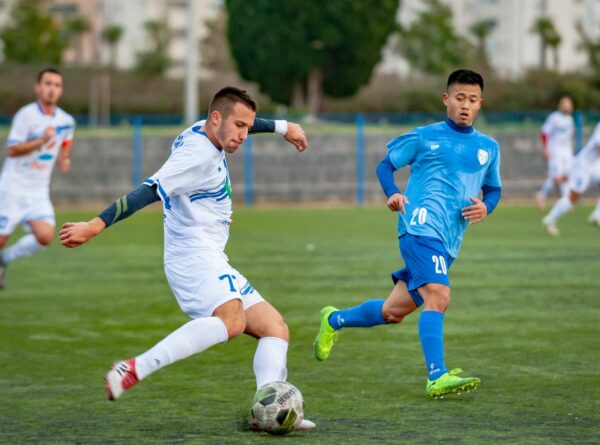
[469,19,496,69]
[531,16,561,70]
[102,24,123,70]
[65,16,90,65]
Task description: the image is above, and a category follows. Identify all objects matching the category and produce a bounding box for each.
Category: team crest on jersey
[477,149,489,165]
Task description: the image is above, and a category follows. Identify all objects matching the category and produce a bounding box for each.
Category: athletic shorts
[568,159,600,194]
[391,234,455,307]
[548,150,573,179]
[165,254,265,319]
[0,190,55,236]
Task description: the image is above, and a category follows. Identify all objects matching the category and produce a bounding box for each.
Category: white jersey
[576,122,600,164]
[541,111,574,156]
[0,102,75,196]
[145,122,232,264]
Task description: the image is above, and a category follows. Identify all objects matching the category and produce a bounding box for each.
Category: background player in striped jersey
[0,68,75,288]
[59,87,315,431]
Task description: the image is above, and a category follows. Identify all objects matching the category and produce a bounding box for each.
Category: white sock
[538,178,554,198]
[592,199,600,218]
[2,234,44,264]
[253,336,288,389]
[543,195,573,224]
[135,316,228,381]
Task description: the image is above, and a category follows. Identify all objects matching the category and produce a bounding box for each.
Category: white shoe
[544,221,560,237]
[105,358,139,401]
[588,213,600,227]
[295,418,316,432]
[535,193,546,211]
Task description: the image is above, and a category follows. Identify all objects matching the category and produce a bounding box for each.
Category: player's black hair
[37,67,62,83]
[209,86,257,117]
[447,69,484,91]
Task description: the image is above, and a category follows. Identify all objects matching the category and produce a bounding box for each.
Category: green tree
[135,20,171,76]
[530,16,561,70]
[0,0,67,65]
[576,21,600,77]
[225,0,398,113]
[396,0,470,76]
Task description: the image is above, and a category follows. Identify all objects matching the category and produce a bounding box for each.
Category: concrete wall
[5,131,575,205]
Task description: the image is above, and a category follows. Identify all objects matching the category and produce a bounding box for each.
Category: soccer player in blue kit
[313,70,502,398]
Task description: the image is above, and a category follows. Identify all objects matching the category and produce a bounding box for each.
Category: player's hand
[283,122,308,152]
[59,218,105,248]
[387,193,409,214]
[42,126,56,143]
[543,146,550,160]
[462,196,488,224]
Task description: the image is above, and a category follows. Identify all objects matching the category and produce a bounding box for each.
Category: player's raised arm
[60,184,160,248]
[249,118,307,152]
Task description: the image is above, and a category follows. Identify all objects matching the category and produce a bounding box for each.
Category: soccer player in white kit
[59,87,316,431]
[535,96,575,210]
[543,121,600,235]
[0,68,75,288]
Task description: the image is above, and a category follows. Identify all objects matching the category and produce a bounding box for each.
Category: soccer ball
[251,381,304,435]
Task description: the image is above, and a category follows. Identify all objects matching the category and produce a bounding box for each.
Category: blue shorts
[391,234,455,307]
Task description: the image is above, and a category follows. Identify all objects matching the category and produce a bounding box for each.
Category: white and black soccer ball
[251,381,304,435]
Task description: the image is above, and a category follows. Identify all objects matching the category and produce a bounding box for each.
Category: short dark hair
[447,69,484,91]
[208,86,257,117]
[37,68,62,83]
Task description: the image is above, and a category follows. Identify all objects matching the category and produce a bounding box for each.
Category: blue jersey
[387,120,501,258]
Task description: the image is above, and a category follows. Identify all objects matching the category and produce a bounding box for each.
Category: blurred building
[0,0,219,78]
[380,0,600,77]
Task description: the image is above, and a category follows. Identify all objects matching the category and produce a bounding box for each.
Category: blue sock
[328,300,386,330]
[418,310,448,380]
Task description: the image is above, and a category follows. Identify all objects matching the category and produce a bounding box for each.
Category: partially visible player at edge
[542,120,600,236]
[0,68,75,289]
[59,87,315,431]
[535,96,575,210]
[313,70,502,399]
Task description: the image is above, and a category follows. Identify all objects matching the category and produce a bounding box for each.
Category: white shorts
[0,191,55,236]
[568,160,600,194]
[165,255,265,319]
[548,151,573,179]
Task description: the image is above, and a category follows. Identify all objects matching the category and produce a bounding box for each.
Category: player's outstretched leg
[426,368,481,399]
[105,359,139,400]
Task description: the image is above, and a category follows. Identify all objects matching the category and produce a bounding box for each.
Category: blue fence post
[575,111,583,153]
[132,116,143,187]
[356,113,366,206]
[244,135,253,207]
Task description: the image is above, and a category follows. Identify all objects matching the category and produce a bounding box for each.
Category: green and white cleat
[313,306,339,361]
[426,368,481,399]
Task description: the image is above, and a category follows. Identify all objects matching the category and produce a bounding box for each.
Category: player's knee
[382,306,405,324]
[221,313,246,339]
[0,236,8,248]
[260,317,289,341]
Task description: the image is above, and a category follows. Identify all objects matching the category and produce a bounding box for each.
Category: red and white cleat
[105,358,139,401]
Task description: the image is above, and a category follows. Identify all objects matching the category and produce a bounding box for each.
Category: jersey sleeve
[6,108,30,146]
[146,144,208,203]
[541,113,554,135]
[61,116,76,147]
[483,143,502,188]
[386,130,421,169]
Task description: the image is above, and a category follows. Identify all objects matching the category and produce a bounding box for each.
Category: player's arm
[7,127,55,157]
[57,140,73,173]
[376,155,409,213]
[60,184,160,248]
[250,118,307,152]
[540,132,550,159]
